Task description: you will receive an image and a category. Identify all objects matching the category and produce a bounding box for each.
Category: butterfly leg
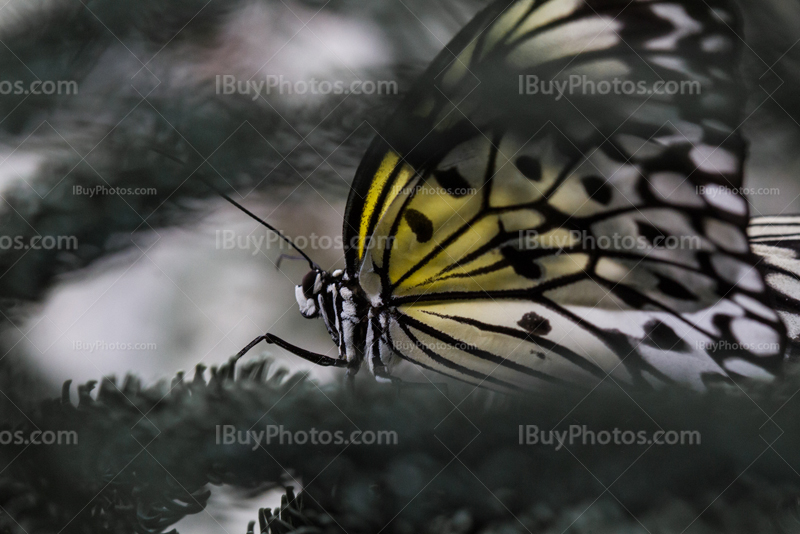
[345,366,359,396]
[234,333,348,368]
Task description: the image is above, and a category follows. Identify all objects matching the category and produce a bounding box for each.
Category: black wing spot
[433,168,472,197]
[501,247,542,280]
[516,156,542,182]
[581,176,613,205]
[642,320,690,352]
[404,209,434,243]
[654,273,697,301]
[518,312,552,336]
[637,222,668,248]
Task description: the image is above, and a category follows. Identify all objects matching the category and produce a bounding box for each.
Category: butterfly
[232,0,793,393]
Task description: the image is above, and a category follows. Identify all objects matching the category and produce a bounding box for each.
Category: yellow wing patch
[357,151,416,260]
[365,131,594,298]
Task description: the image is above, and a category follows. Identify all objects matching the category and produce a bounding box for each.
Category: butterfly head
[295,268,347,319]
[295,269,324,318]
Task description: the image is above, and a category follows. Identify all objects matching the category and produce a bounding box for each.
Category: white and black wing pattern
[348,0,788,393]
[749,216,800,351]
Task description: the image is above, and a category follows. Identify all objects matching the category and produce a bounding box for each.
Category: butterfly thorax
[295,268,370,368]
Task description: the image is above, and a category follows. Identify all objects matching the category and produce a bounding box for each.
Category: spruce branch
[0,358,799,533]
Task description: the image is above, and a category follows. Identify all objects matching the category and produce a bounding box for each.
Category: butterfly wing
[345,0,786,391]
[749,216,800,351]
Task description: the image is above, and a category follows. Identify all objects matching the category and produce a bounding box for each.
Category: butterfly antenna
[216,191,320,271]
[149,147,321,271]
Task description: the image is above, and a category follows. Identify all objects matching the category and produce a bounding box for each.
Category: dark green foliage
[1,357,799,533]
[246,487,340,534]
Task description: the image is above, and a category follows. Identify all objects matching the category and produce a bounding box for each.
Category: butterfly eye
[301,271,318,299]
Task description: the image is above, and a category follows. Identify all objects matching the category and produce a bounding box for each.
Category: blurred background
[0,0,485,391]
[0,0,800,531]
